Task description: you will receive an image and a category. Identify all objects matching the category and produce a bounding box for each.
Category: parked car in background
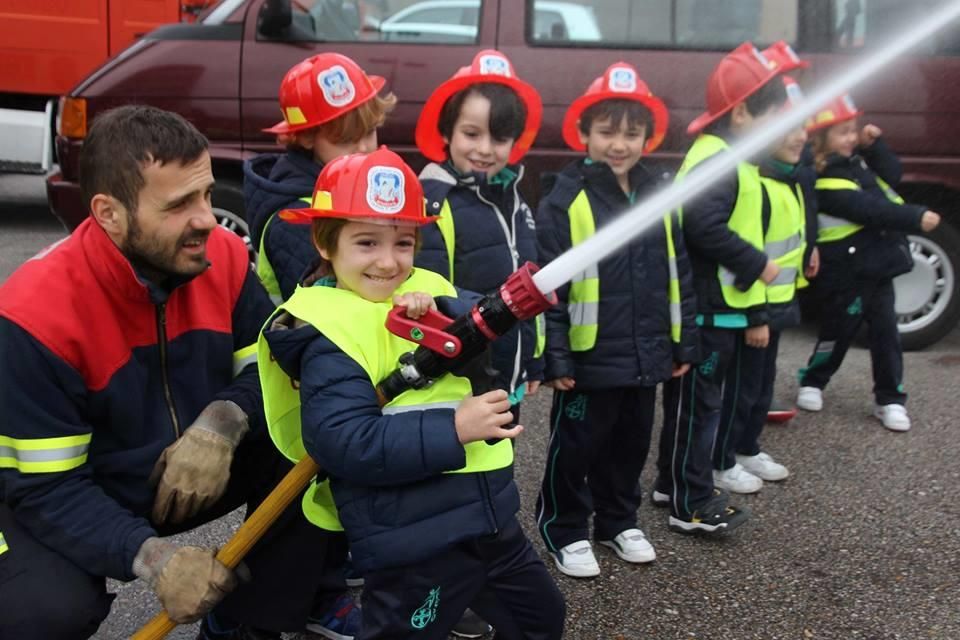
[44,0,960,349]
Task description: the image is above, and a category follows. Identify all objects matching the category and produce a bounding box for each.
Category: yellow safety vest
[566,190,683,350]
[434,200,545,357]
[760,177,807,303]
[258,267,514,530]
[0,530,7,556]
[255,197,314,305]
[676,134,767,309]
[815,176,905,243]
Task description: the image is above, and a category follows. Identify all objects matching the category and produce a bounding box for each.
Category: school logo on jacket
[609,67,637,93]
[479,54,511,77]
[317,65,356,107]
[367,166,405,214]
[410,587,441,629]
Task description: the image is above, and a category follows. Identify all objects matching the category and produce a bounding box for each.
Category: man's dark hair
[704,78,788,137]
[80,106,209,214]
[437,83,527,142]
[578,99,653,137]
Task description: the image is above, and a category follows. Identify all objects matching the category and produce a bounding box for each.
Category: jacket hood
[244,150,322,247]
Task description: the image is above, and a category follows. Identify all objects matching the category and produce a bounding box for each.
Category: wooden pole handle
[131,456,320,640]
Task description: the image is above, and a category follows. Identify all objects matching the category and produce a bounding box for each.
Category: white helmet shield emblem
[318,65,356,107]
[367,166,405,214]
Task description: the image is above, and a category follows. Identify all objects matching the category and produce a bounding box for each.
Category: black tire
[894,219,960,350]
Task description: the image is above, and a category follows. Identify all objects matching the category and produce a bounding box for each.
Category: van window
[283,0,482,44]
[529,0,797,49]
[832,0,960,55]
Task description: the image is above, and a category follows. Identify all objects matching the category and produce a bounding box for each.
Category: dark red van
[46,0,960,348]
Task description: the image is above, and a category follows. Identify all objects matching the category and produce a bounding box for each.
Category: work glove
[132,537,240,624]
[150,400,249,525]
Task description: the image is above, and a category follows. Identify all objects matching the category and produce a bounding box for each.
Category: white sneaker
[736,452,789,481]
[598,528,656,564]
[553,540,600,578]
[797,386,823,412]
[650,489,671,508]
[713,463,763,494]
[874,403,911,432]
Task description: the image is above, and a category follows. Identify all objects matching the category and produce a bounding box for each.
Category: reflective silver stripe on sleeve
[382,401,464,415]
[0,443,90,463]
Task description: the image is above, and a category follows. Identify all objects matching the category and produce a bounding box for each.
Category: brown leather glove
[133,537,238,624]
[150,400,249,525]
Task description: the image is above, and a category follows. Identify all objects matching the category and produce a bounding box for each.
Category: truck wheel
[213,207,257,268]
[894,220,960,350]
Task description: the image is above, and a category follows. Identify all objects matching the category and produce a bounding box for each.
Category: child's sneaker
[668,489,750,535]
[796,386,823,411]
[305,593,361,640]
[598,528,656,563]
[552,540,601,578]
[713,463,763,494]
[874,403,911,432]
[736,452,789,481]
[650,489,671,508]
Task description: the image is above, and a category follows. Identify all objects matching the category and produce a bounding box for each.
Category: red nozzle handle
[385,306,462,358]
[499,262,557,321]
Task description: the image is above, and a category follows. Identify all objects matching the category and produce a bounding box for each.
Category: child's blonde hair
[809,128,832,173]
[279,92,398,148]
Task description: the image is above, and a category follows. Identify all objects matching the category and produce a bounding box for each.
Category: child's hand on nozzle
[859,124,883,147]
[760,260,782,285]
[546,377,576,391]
[455,390,523,444]
[921,210,941,232]
[393,292,437,319]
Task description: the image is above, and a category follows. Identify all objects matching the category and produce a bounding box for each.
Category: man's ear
[90,194,124,236]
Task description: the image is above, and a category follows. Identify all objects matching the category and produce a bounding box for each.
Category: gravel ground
[92,326,960,640]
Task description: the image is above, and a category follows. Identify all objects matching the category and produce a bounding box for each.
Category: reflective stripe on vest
[0,531,7,556]
[761,177,806,304]
[258,267,514,530]
[567,192,600,351]
[815,175,905,244]
[567,191,682,349]
[677,135,766,309]
[0,433,91,474]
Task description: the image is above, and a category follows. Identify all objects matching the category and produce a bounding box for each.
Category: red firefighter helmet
[561,62,669,153]
[415,49,543,164]
[806,93,862,132]
[279,147,432,226]
[265,53,387,135]
[686,42,781,136]
[762,41,810,73]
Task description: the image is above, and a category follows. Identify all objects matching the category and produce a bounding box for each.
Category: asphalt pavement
[2,174,958,639]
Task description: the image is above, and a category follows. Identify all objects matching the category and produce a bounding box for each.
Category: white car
[377,0,601,43]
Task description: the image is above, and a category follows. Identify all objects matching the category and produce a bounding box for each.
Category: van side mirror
[258,0,292,38]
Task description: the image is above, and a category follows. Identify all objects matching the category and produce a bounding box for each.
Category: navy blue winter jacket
[244,149,322,301]
[264,291,519,574]
[537,159,699,388]
[0,220,274,581]
[815,138,926,289]
[416,162,543,396]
